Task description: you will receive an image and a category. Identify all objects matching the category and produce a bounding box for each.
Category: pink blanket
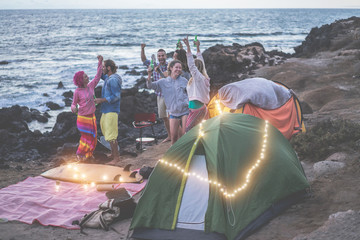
[0,176,146,229]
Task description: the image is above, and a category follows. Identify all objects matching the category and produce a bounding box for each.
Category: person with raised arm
[71,55,103,162]
[146,60,189,145]
[183,36,210,132]
[94,59,122,165]
[140,43,171,143]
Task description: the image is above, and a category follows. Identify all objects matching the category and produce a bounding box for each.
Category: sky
[1,0,360,9]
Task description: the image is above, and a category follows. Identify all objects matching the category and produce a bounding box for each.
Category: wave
[0,59,28,64]
[0,76,19,81]
[99,34,138,39]
[174,32,308,39]
[201,39,222,43]
[175,33,223,38]
[15,84,37,89]
[233,32,308,37]
[87,43,139,47]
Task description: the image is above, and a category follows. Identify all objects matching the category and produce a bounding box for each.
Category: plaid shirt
[143,59,168,96]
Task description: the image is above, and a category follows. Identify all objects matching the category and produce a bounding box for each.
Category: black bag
[139,166,154,179]
[74,188,136,232]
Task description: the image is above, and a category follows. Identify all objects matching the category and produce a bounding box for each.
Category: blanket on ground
[0,176,146,229]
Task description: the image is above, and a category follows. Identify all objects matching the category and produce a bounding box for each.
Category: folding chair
[132,113,157,151]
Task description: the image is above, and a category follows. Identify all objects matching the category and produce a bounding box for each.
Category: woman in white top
[183,36,210,132]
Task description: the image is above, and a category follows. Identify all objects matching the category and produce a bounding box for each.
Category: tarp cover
[218,77,292,110]
[242,97,301,140]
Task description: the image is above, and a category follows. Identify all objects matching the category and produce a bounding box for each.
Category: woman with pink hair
[71,55,103,161]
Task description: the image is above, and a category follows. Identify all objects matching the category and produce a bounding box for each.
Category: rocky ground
[1,17,360,240]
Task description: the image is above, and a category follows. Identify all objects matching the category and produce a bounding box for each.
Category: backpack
[73,188,136,233]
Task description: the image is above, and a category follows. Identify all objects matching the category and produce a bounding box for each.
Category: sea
[1,9,359,131]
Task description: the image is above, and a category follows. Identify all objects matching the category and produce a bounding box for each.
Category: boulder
[293,210,360,240]
[202,42,290,95]
[294,16,360,57]
[57,81,65,89]
[313,160,346,177]
[51,112,78,141]
[0,105,29,133]
[45,102,62,110]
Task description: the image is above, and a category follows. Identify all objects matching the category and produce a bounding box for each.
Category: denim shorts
[169,114,188,120]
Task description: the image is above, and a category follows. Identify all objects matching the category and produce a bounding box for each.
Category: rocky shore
[1,16,360,240]
[0,28,294,167]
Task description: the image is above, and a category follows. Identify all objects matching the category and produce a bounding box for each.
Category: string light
[158,120,270,199]
[215,100,223,115]
[59,162,125,192]
[55,181,60,192]
[198,122,205,137]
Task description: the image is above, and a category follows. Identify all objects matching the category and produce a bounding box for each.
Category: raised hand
[183,36,190,47]
[141,43,147,62]
[183,36,191,53]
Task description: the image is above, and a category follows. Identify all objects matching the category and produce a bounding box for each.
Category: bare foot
[161,137,171,143]
[106,158,121,166]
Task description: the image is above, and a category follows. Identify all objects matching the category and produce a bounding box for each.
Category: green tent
[130,113,309,240]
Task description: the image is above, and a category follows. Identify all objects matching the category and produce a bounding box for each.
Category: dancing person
[141,44,171,143]
[94,59,122,165]
[71,55,103,162]
[146,60,189,145]
[183,36,210,132]
[173,48,191,80]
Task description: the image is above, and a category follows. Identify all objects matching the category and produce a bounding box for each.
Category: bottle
[176,39,181,50]
[94,95,98,106]
[150,54,156,70]
[194,35,198,47]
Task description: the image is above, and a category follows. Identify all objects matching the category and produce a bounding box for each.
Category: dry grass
[291,119,360,161]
